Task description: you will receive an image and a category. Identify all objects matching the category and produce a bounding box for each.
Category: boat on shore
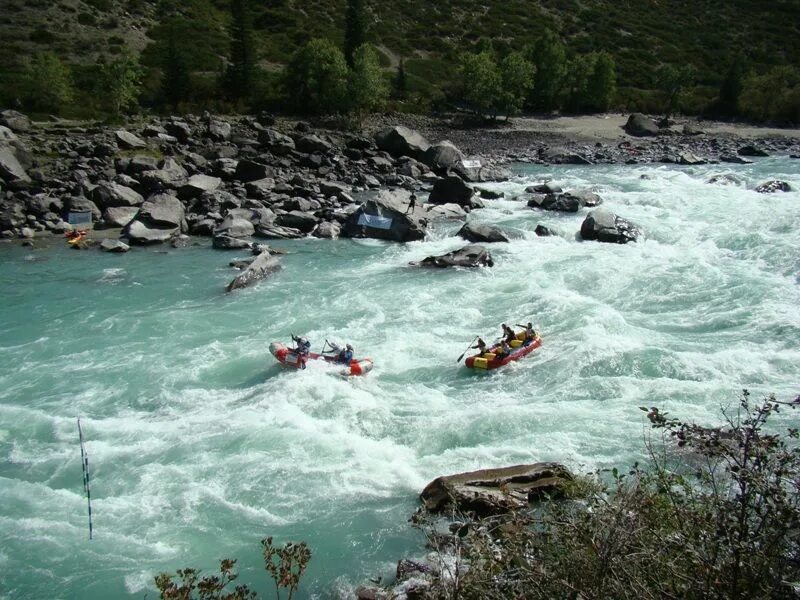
[269,341,374,376]
[464,332,542,370]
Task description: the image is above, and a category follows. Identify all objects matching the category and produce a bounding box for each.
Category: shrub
[347,44,388,116]
[284,38,348,114]
[414,392,800,600]
[23,52,74,114]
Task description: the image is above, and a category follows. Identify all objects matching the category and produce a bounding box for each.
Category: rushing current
[1,159,799,599]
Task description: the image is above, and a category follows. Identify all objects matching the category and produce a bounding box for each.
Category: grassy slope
[2,0,799,99]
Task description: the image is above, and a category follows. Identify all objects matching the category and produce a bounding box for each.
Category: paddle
[456,336,479,363]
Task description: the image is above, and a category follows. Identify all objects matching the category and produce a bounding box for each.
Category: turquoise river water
[1,159,799,599]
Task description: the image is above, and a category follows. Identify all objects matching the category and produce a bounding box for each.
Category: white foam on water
[1,159,799,597]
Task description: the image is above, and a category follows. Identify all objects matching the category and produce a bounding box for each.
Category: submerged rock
[457,221,509,243]
[528,190,602,212]
[420,463,573,516]
[580,208,643,244]
[413,244,493,268]
[226,250,281,292]
[100,239,130,253]
[755,180,792,193]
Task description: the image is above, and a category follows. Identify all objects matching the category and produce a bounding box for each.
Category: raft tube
[464,333,542,370]
[269,341,374,377]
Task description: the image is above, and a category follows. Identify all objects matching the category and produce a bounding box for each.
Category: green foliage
[97,52,143,115]
[23,52,74,114]
[716,56,746,117]
[225,0,256,101]
[261,536,311,600]
[284,38,349,114]
[155,537,312,600]
[347,44,388,115]
[343,0,368,68]
[416,392,800,600]
[527,30,567,111]
[497,51,535,117]
[739,66,800,124]
[563,53,595,113]
[460,50,501,118]
[586,51,616,112]
[161,25,191,109]
[394,58,407,99]
[655,63,696,116]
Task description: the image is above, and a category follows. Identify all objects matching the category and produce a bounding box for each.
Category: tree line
[6,0,799,124]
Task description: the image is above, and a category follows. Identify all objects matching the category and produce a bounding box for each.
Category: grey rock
[312,221,341,239]
[276,210,318,233]
[178,174,222,199]
[375,125,430,159]
[414,244,493,268]
[64,196,102,221]
[258,129,295,155]
[123,220,178,244]
[214,216,255,238]
[100,239,130,253]
[226,251,281,292]
[428,176,475,207]
[115,130,147,149]
[0,145,30,182]
[526,183,563,194]
[755,180,792,193]
[342,189,427,242]
[213,235,253,250]
[255,224,305,239]
[165,121,192,142]
[425,203,467,220]
[738,145,769,157]
[91,182,144,209]
[235,159,273,182]
[477,188,505,199]
[0,110,32,132]
[295,134,332,154]
[458,222,510,243]
[207,120,231,141]
[720,154,752,164]
[421,463,573,516]
[102,206,139,228]
[422,140,464,171]
[677,151,705,165]
[581,208,643,244]
[535,224,555,237]
[624,113,659,137]
[137,193,186,228]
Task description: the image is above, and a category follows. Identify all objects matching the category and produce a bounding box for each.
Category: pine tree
[162,25,191,108]
[344,0,367,67]
[527,30,567,111]
[395,57,407,99]
[225,0,255,101]
[717,56,745,117]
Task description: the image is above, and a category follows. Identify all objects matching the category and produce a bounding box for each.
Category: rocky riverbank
[1,109,797,275]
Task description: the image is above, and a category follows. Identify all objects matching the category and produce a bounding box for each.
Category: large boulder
[102,206,139,228]
[580,208,643,244]
[276,210,318,233]
[422,140,465,172]
[255,224,305,239]
[458,222,510,243]
[115,130,147,149]
[413,244,494,268]
[178,174,222,200]
[235,159,273,182]
[226,251,281,292]
[624,113,659,137]
[90,182,144,209]
[295,134,332,154]
[138,158,188,192]
[420,463,573,517]
[0,145,30,182]
[214,216,255,238]
[427,176,476,207]
[100,239,130,253]
[375,126,430,159]
[0,110,31,133]
[342,189,427,242]
[258,129,295,155]
[425,203,467,220]
[123,194,186,244]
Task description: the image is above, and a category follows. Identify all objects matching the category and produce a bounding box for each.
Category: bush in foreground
[416,391,799,599]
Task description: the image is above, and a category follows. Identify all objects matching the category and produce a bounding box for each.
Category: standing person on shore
[405,192,417,214]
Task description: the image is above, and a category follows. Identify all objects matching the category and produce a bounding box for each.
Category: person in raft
[496,339,512,358]
[516,322,537,343]
[501,323,516,344]
[291,335,311,357]
[338,344,354,363]
[471,337,487,355]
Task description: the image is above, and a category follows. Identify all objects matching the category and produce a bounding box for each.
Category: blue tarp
[358,213,393,230]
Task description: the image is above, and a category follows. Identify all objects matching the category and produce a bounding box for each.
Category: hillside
[2,0,799,111]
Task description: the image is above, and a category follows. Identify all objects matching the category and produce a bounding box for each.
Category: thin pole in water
[77,418,93,540]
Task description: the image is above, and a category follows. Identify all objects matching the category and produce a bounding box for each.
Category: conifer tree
[162,25,191,108]
[527,30,567,111]
[225,0,255,100]
[344,0,367,67]
[395,58,407,99]
[717,56,745,117]
[586,52,616,112]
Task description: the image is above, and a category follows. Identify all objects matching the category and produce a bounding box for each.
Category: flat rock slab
[226,251,281,292]
[420,463,573,517]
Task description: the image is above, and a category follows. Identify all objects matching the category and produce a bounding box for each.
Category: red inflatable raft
[269,342,374,377]
[464,333,542,370]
